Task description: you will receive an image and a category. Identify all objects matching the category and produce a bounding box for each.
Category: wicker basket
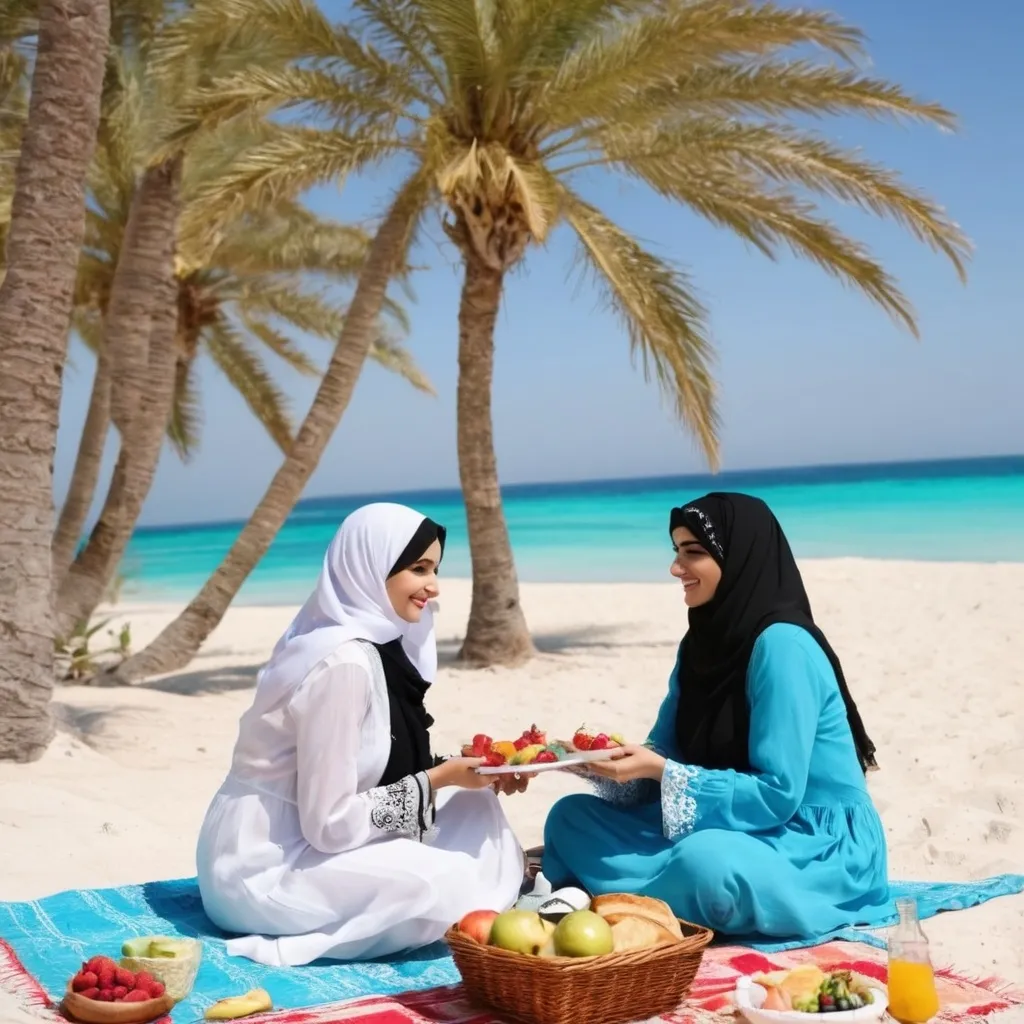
[446,919,713,1024]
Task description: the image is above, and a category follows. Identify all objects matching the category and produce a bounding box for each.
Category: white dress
[196,640,524,966]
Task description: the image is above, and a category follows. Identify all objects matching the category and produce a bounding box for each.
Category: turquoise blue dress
[543,623,890,939]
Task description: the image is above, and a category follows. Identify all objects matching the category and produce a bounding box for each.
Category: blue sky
[54,0,1024,527]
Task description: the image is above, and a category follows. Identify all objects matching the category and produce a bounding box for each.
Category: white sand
[2,559,1022,1022]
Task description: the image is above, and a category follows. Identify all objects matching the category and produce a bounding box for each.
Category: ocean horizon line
[138,452,1024,535]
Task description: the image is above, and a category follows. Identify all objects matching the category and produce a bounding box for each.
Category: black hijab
[374,518,446,787]
[670,493,877,774]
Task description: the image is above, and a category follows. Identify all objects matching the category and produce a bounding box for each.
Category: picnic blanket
[1,875,1021,1021]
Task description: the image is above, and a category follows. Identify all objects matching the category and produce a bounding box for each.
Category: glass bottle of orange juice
[887,897,940,1023]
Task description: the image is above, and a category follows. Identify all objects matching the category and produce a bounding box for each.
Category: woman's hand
[491,772,530,796]
[586,744,667,783]
[426,757,494,791]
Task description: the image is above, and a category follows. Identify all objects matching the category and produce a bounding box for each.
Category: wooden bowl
[62,983,175,1024]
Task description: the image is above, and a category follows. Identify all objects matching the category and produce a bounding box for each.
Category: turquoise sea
[121,456,1024,604]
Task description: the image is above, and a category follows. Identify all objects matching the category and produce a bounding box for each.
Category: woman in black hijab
[543,493,890,940]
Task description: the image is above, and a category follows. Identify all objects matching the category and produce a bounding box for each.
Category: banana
[203,988,273,1020]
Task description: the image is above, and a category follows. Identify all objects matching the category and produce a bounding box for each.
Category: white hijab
[260,502,439,692]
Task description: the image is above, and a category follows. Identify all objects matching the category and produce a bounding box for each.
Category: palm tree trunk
[52,346,112,582]
[55,157,182,634]
[106,177,425,684]
[0,0,109,762]
[455,250,534,666]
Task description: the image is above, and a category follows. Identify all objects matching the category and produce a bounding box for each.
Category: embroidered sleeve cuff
[369,772,436,842]
[661,761,703,840]
[588,776,657,807]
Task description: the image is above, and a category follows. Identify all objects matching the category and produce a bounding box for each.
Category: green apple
[553,910,614,957]
[488,910,550,955]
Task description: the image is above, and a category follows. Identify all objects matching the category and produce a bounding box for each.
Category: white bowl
[734,976,888,1024]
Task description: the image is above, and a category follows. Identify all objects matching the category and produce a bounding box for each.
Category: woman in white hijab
[196,503,524,966]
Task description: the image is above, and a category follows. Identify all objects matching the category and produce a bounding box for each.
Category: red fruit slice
[534,750,558,763]
[590,733,610,750]
[482,751,507,767]
[513,735,530,751]
[471,733,493,756]
[572,729,593,751]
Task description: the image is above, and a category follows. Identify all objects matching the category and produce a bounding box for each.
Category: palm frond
[204,315,296,450]
[238,309,320,375]
[176,123,403,251]
[367,337,435,395]
[238,280,347,341]
[352,0,449,99]
[537,0,864,127]
[166,352,204,460]
[561,187,718,464]
[211,201,373,277]
[599,60,958,131]
[598,119,970,284]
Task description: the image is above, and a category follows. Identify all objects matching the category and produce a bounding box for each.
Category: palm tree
[0,0,110,762]
[51,99,426,597]
[108,171,428,683]
[136,0,968,668]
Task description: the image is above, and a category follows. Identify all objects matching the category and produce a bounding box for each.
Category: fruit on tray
[754,967,877,1013]
[68,956,167,1002]
[203,988,274,1020]
[463,725,625,767]
[570,726,624,752]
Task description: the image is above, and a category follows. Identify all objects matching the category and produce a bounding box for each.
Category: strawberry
[72,971,98,992]
[84,956,115,975]
[148,981,165,998]
[525,724,547,745]
[572,727,593,751]
[534,750,558,763]
[79,988,101,1001]
[97,990,116,1002]
[134,971,157,993]
[112,986,128,1001]
[590,733,611,750]
[114,967,136,989]
[121,989,152,1003]
[96,966,117,990]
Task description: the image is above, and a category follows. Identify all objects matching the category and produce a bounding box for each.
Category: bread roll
[604,913,679,952]
[590,893,683,940]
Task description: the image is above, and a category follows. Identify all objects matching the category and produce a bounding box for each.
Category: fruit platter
[735,966,888,1024]
[463,724,626,775]
[446,893,713,1024]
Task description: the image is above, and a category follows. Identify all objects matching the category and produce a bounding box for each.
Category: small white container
[734,976,888,1024]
